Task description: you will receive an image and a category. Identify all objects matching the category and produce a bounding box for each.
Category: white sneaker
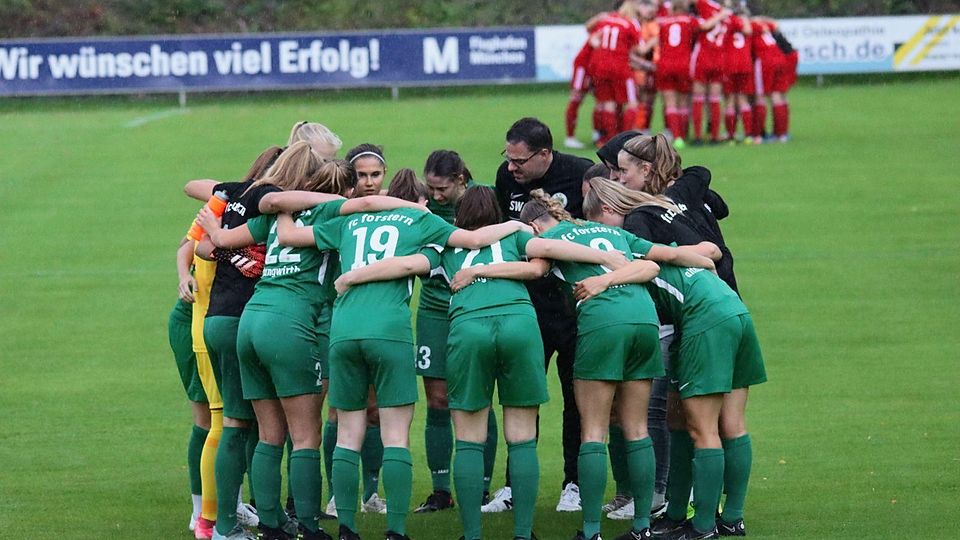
[325,496,338,518]
[235,502,259,527]
[650,491,667,518]
[211,525,257,540]
[602,494,633,513]
[556,483,581,512]
[607,499,634,520]
[361,493,388,514]
[564,136,586,149]
[480,486,513,513]
[189,511,199,531]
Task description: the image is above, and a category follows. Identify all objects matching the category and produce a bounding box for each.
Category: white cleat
[189,511,200,531]
[564,136,586,149]
[211,525,257,540]
[602,494,633,514]
[480,486,513,513]
[325,496,338,518]
[361,493,388,514]
[556,483,581,512]
[235,502,259,528]
[607,499,635,520]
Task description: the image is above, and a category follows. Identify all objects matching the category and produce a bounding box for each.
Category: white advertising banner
[534,15,960,82]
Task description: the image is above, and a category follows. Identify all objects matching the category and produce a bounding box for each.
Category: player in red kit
[690,0,728,144]
[750,16,786,144]
[768,20,798,142]
[588,1,644,146]
[721,4,754,142]
[654,0,729,148]
[565,40,596,149]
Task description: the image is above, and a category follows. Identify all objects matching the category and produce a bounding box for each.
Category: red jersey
[723,16,753,74]
[657,14,698,68]
[752,21,784,64]
[694,0,726,58]
[588,14,642,78]
[573,40,593,68]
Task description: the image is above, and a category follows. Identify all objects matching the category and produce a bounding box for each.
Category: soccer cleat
[650,515,686,537]
[237,502,260,527]
[778,135,790,143]
[661,521,717,540]
[384,532,411,540]
[325,497,338,518]
[338,524,361,540]
[190,511,201,532]
[414,490,455,513]
[716,518,745,537]
[603,494,633,513]
[650,492,666,518]
[212,525,258,540]
[361,493,388,514]
[195,517,216,540]
[607,499,635,520]
[570,531,602,540]
[556,483,581,512]
[256,524,290,540]
[614,528,653,540]
[480,486,513,513]
[281,515,300,537]
[481,490,490,506]
[296,524,334,540]
[565,136,586,149]
[286,497,298,519]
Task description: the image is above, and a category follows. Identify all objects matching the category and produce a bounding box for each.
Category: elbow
[259,194,279,214]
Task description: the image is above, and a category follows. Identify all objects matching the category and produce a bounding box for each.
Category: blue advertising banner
[0,28,535,95]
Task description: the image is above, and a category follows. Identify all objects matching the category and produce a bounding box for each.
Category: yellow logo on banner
[894,15,960,67]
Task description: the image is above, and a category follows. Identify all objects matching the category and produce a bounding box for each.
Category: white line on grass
[124,108,190,128]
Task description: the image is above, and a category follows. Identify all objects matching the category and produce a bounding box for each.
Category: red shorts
[571,63,592,92]
[593,75,638,104]
[754,57,791,95]
[656,62,691,93]
[784,52,799,89]
[723,72,754,95]
[691,50,724,84]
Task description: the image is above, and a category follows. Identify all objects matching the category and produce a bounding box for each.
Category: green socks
[454,440,485,540]
[608,425,629,496]
[332,447,360,533]
[290,449,324,533]
[691,448,725,533]
[251,442,284,528]
[361,425,383,501]
[426,407,453,493]
[626,438,655,531]
[665,430,694,521]
[578,442,607,538]
[484,410,498,492]
[188,425,208,496]
[382,447,413,535]
[721,434,752,523]
[214,426,249,534]
[322,421,337,497]
[245,423,258,504]
[508,439,539,540]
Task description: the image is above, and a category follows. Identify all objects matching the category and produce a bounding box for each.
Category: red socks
[725,106,737,140]
[773,102,789,137]
[622,107,639,134]
[740,106,754,137]
[565,97,582,138]
[692,95,705,140]
[708,97,722,142]
[753,100,767,138]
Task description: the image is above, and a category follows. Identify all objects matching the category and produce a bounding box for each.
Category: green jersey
[244,199,344,320]
[541,220,659,334]
[647,264,748,336]
[313,208,457,344]
[418,189,470,314]
[421,230,537,322]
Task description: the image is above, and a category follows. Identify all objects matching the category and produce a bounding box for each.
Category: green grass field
[1,76,958,539]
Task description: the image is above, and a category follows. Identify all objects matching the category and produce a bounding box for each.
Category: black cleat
[296,525,334,540]
[317,510,337,521]
[716,518,745,537]
[384,531,411,540]
[614,528,652,540]
[413,490,455,513]
[257,524,291,540]
[662,521,717,540]
[338,524,361,540]
[651,516,686,537]
[286,497,298,519]
[570,531,602,540]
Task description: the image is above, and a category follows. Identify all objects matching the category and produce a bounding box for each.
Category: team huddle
[168,117,766,540]
[564,0,798,149]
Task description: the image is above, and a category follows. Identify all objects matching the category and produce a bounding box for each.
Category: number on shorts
[601,25,621,50]
[315,361,323,387]
[351,225,400,269]
[668,23,682,47]
[266,220,303,265]
[417,346,431,369]
[589,237,617,273]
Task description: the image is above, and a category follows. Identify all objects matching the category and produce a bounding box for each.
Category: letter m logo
[423,37,459,74]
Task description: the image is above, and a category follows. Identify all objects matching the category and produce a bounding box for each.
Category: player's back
[657,14,697,66]
[589,13,641,75]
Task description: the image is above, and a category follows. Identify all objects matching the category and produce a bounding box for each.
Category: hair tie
[349,151,385,164]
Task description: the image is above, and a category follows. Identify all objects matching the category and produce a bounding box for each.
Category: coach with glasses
[491,117,592,513]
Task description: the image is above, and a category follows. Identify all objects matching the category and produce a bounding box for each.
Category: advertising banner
[0,28,536,96]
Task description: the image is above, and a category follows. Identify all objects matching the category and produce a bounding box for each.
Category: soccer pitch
[0,76,958,539]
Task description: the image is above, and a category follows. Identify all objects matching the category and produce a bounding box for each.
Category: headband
[349,151,385,164]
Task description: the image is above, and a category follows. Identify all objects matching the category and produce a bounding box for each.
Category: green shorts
[415,311,449,379]
[672,313,767,399]
[328,339,418,411]
[315,303,332,381]
[575,323,664,381]
[204,315,255,420]
[168,309,207,403]
[447,314,548,411]
[237,309,324,400]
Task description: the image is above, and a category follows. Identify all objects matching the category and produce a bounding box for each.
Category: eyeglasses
[501,148,542,167]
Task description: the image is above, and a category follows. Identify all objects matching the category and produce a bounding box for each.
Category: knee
[720,415,747,440]
[425,379,449,409]
[259,424,287,447]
